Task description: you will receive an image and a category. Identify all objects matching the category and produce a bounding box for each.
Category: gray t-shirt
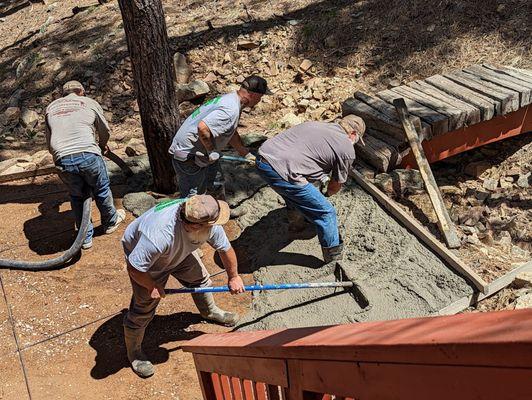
[121,201,231,279]
[168,92,241,160]
[258,121,356,185]
[45,93,110,161]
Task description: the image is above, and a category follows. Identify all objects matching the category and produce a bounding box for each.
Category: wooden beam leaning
[377,89,449,136]
[444,70,519,115]
[354,91,432,140]
[483,64,532,86]
[342,97,406,141]
[463,65,531,106]
[393,98,461,249]
[407,80,481,126]
[391,85,466,131]
[350,169,488,294]
[425,74,498,119]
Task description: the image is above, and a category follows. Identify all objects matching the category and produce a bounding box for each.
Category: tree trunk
[118,0,179,194]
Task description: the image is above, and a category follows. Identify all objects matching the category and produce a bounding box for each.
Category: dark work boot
[322,241,344,263]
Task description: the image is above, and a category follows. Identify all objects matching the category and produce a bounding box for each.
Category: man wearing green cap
[168,75,271,198]
[121,194,245,378]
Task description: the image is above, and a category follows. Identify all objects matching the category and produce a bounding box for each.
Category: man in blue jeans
[168,75,271,198]
[256,115,366,262]
[45,81,125,249]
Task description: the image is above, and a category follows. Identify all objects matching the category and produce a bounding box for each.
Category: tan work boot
[123,326,154,378]
[192,292,239,327]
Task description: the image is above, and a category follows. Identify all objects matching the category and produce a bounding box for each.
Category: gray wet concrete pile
[230,181,474,331]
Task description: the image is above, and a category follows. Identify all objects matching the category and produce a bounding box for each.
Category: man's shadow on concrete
[217,207,324,274]
[89,309,204,379]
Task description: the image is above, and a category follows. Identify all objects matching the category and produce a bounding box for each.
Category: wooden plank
[196,369,220,400]
[425,74,498,119]
[391,85,465,131]
[437,261,532,315]
[483,64,532,86]
[354,91,432,140]
[243,379,256,400]
[194,354,288,387]
[506,65,532,79]
[231,378,244,400]
[212,373,225,400]
[393,98,461,249]
[407,80,481,125]
[444,70,519,114]
[377,89,449,135]
[297,360,532,400]
[350,169,488,293]
[255,383,268,400]
[342,97,406,141]
[221,375,235,400]
[354,131,399,172]
[286,360,304,400]
[463,65,531,106]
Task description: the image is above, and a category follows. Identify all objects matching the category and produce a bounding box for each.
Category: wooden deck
[343,64,532,171]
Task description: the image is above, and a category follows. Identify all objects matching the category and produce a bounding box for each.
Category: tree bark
[118,0,179,193]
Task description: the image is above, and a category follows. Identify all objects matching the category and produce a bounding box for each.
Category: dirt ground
[0,174,253,400]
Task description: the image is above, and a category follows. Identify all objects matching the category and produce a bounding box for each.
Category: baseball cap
[241,75,272,95]
[340,114,366,145]
[183,195,230,225]
[62,80,85,94]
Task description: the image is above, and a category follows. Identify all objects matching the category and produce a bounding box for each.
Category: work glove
[244,152,257,165]
[319,175,331,196]
[194,151,220,168]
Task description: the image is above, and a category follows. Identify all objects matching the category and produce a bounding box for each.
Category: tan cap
[340,114,366,145]
[183,195,230,225]
[62,80,85,94]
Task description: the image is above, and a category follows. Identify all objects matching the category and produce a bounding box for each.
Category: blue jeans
[255,158,340,248]
[56,152,118,243]
[172,158,223,197]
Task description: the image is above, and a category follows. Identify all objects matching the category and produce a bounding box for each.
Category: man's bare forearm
[217,247,239,279]
[198,121,215,153]
[229,132,249,156]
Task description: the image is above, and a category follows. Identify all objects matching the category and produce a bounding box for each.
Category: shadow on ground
[89,309,204,379]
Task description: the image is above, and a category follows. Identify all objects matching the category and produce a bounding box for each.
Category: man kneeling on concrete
[255,115,365,263]
[45,80,125,249]
[122,194,245,378]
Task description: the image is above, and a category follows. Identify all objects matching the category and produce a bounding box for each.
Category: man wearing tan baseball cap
[255,115,366,263]
[121,194,243,378]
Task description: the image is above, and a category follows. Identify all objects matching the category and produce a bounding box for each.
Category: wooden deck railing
[183,309,532,400]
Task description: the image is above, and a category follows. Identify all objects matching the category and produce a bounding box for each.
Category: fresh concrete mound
[231,182,474,331]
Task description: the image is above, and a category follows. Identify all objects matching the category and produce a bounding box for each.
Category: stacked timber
[343,64,532,172]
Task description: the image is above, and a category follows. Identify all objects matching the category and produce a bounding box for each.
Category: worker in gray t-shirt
[121,195,245,378]
[45,81,125,250]
[168,75,271,198]
[256,115,366,263]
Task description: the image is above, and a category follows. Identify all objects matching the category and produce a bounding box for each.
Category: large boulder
[176,80,210,102]
[122,192,157,217]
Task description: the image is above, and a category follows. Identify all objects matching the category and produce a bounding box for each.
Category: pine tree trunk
[117,0,179,194]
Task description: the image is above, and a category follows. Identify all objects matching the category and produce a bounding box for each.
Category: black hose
[0,197,92,271]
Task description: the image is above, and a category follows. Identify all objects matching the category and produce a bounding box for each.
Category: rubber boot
[192,292,239,327]
[123,326,154,378]
[322,241,344,263]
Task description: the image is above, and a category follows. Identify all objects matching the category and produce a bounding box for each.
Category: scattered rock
[4,107,21,123]
[114,132,126,142]
[20,109,39,129]
[514,292,532,310]
[31,150,53,167]
[482,178,498,191]
[0,158,17,174]
[517,172,530,188]
[176,80,210,102]
[387,79,401,88]
[513,271,532,289]
[440,185,462,195]
[505,167,521,177]
[125,138,147,157]
[324,35,337,48]
[464,233,481,245]
[390,169,424,195]
[299,59,313,72]
[241,133,268,148]
[237,40,259,50]
[279,112,303,128]
[373,173,394,194]
[204,72,218,83]
[173,52,191,84]
[464,161,490,178]
[122,192,156,217]
[223,52,232,64]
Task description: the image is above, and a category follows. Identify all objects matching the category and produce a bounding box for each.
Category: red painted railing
[183,309,532,399]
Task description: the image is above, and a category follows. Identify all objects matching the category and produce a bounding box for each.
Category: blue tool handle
[220,155,249,163]
[165,281,353,294]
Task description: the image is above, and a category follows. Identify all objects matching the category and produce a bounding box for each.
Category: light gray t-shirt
[259,121,356,185]
[45,93,110,161]
[121,201,231,278]
[168,92,241,161]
